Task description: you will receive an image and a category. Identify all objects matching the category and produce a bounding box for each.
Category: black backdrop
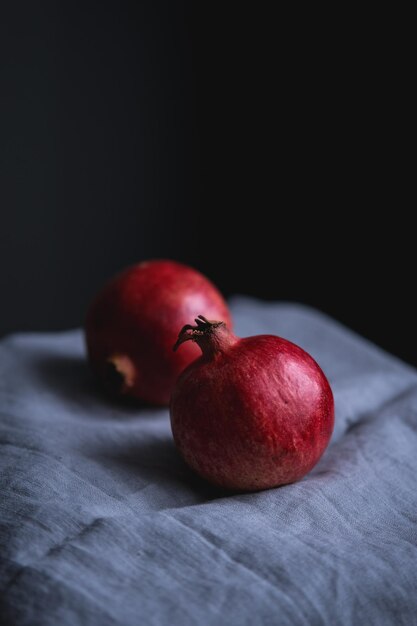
[1,2,414,365]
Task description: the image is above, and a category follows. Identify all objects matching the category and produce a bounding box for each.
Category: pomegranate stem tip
[173,316,225,352]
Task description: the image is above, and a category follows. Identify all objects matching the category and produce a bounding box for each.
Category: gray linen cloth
[1,298,417,626]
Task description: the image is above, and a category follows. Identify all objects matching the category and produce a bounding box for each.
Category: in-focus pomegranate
[85,261,231,405]
[170,316,334,491]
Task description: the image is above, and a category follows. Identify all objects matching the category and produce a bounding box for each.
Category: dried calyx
[173,315,230,353]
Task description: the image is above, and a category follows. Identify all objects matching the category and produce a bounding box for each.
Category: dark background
[0,3,414,365]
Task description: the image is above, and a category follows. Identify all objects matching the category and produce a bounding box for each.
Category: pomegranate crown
[173,315,226,351]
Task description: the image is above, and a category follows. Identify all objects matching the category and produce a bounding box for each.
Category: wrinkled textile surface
[1,298,417,626]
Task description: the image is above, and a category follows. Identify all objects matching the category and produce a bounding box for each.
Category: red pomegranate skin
[170,318,334,491]
[85,261,231,405]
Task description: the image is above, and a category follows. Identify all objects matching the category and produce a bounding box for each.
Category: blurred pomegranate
[85,261,231,405]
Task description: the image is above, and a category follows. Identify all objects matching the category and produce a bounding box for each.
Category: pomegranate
[170,316,334,491]
[85,261,231,405]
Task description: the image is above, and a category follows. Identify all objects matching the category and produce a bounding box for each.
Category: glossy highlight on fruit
[170,316,334,491]
[85,261,231,405]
